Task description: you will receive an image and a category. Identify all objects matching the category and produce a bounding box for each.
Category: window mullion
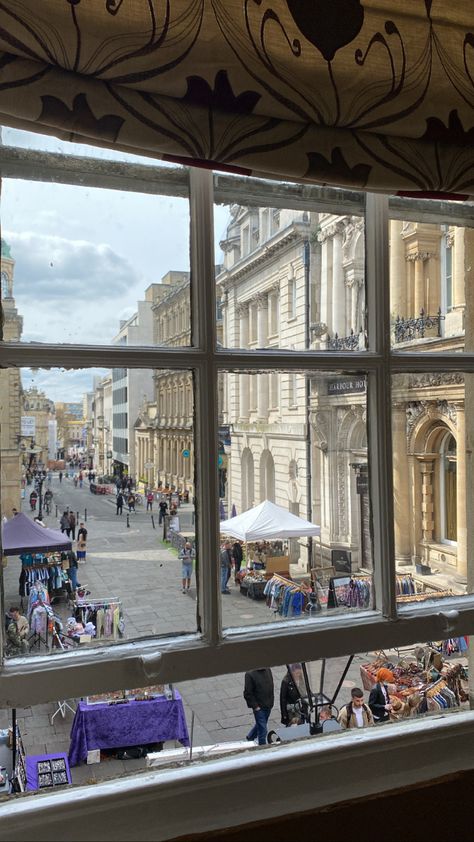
[366,193,397,620]
[189,167,221,645]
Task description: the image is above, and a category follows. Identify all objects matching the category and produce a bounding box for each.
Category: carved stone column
[418,458,435,562]
[413,253,425,314]
[453,227,464,309]
[256,295,269,419]
[238,303,249,420]
[392,403,411,564]
[456,405,467,578]
[332,225,345,336]
[390,220,406,319]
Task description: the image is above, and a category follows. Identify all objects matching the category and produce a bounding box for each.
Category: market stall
[68,690,189,766]
[220,500,321,603]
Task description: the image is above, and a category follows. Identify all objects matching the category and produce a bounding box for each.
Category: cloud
[21,367,108,403]
[5,231,141,300]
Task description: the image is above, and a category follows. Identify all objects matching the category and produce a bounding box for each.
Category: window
[2,130,474,820]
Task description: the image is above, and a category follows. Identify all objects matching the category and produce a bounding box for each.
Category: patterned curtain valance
[0,1,472,197]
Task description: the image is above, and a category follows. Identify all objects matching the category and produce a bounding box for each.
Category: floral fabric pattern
[0,0,472,196]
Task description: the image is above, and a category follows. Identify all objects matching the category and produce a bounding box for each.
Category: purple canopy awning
[1,512,72,556]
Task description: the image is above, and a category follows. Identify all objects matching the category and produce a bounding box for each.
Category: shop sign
[21,416,35,436]
[327,378,366,396]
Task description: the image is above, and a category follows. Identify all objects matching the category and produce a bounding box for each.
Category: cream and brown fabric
[0,1,472,196]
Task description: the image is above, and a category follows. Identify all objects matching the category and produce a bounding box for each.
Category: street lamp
[27,441,44,519]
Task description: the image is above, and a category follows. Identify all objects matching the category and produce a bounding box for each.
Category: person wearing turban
[368,667,395,723]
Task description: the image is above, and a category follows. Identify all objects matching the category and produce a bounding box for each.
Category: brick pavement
[1,475,378,786]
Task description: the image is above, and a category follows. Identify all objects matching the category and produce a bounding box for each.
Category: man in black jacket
[244,668,274,745]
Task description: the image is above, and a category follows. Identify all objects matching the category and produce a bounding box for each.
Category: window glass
[2,633,468,794]
[1,366,196,661]
[2,127,178,167]
[390,220,474,351]
[215,204,366,352]
[1,177,190,346]
[391,372,474,598]
[219,370,373,626]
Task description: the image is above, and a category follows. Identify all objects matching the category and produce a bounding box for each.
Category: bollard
[76,511,79,524]
[127,514,130,528]
[55,505,58,517]
[151,515,155,530]
[84,508,87,522]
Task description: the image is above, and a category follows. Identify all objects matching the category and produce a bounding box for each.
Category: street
[1,474,386,787]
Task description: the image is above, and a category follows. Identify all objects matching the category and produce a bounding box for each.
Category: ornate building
[218,205,316,562]
[22,388,56,465]
[0,238,23,516]
[134,271,194,496]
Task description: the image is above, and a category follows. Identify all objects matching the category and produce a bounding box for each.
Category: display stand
[327,575,351,609]
[51,700,76,725]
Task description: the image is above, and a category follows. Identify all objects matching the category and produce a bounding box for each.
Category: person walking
[337,688,374,729]
[127,492,135,513]
[244,668,274,745]
[116,491,124,515]
[77,522,88,543]
[60,511,71,536]
[158,498,168,524]
[68,510,76,540]
[59,470,63,484]
[179,541,195,593]
[146,490,154,512]
[220,540,233,594]
[79,471,83,488]
[232,540,244,582]
[280,665,308,726]
[368,668,394,723]
[77,531,87,565]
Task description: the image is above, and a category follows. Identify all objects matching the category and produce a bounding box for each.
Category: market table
[26,752,72,790]
[68,692,190,766]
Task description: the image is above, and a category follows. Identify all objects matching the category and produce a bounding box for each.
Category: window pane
[1,175,190,346]
[391,372,474,598]
[1,367,196,661]
[2,127,178,167]
[219,370,373,627]
[2,632,468,793]
[390,220,474,351]
[215,204,366,352]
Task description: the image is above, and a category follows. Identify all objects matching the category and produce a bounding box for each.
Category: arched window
[441,432,457,543]
[241,448,254,511]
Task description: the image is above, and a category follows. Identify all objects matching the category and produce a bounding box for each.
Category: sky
[2,127,229,402]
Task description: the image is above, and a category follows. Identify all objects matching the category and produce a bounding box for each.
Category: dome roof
[1,238,12,259]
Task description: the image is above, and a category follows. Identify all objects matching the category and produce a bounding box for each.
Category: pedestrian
[179,541,195,593]
[158,498,168,524]
[73,474,78,488]
[68,510,76,540]
[244,668,274,745]
[146,490,154,512]
[368,668,394,723]
[220,540,233,594]
[116,492,124,515]
[337,688,374,730]
[232,540,244,582]
[77,522,88,543]
[77,531,87,565]
[29,490,38,511]
[318,706,342,733]
[60,511,71,536]
[5,607,29,656]
[127,492,135,513]
[280,665,308,726]
[59,470,63,483]
[62,549,80,594]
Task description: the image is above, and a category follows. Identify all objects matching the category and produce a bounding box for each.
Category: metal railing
[393,308,445,343]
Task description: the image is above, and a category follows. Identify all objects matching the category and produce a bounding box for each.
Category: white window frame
[2,142,474,835]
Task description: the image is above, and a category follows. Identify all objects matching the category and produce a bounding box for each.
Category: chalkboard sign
[331,549,352,575]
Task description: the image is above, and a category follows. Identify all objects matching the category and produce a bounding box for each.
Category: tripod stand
[50,628,76,724]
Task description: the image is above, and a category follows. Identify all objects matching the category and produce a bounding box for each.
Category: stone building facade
[0,238,23,516]
[134,271,194,496]
[217,205,315,561]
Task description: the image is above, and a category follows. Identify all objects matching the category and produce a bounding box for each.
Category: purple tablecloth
[68,692,189,766]
[26,753,72,790]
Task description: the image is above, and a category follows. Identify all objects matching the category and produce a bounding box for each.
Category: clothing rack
[71,597,124,640]
[268,573,307,592]
[396,590,453,603]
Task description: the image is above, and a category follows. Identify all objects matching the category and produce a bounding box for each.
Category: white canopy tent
[219,500,321,541]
